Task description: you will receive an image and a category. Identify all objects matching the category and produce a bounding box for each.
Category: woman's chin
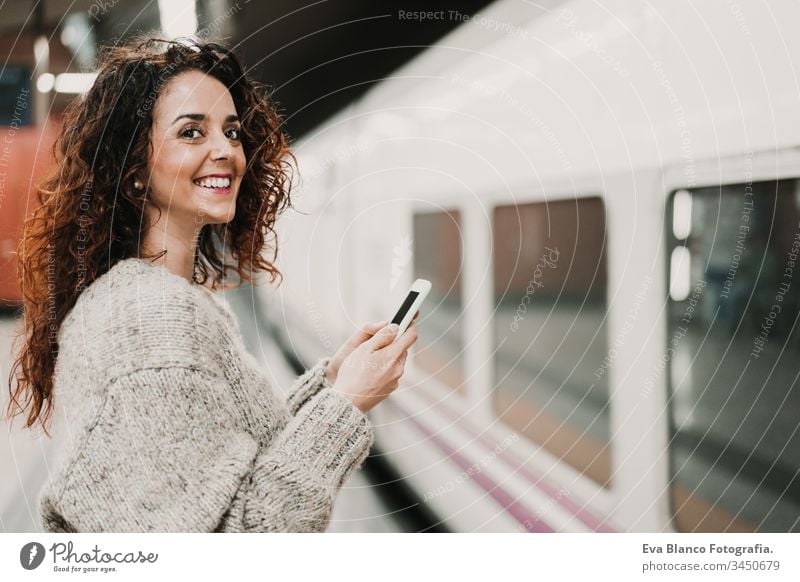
[193,199,238,225]
[203,214,236,225]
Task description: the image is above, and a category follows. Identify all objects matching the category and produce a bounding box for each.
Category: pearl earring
[134,179,144,190]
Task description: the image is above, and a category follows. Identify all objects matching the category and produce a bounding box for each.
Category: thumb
[367,323,399,351]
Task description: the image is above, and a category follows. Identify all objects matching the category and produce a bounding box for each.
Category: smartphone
[389,279,431,338]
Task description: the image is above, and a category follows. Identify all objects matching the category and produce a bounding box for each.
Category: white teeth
[194,177,231,188]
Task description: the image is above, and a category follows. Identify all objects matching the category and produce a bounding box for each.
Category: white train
[258,0,800,532]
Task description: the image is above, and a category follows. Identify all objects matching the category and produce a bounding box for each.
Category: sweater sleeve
[285,356,334,416]
[40,366,373,533]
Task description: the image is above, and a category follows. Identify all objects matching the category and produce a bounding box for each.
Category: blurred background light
[36,73,54,93]
[158,0,198,39]
[672,189,693,240]
[53,73,97,94]
[669,246,692,302]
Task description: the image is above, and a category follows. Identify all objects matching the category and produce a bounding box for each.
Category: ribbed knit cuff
[262,388,374,492]
[285,357,333,416]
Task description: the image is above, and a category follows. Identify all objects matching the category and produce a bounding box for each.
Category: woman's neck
[140,220,200,283]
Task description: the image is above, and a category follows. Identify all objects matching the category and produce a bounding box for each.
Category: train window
[492,197,611,487]
[667,179,800,532]
[412,210,465,391]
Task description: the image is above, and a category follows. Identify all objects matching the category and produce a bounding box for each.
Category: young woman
[5,37,417,533]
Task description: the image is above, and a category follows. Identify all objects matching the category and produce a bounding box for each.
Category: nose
[209,129,233,161]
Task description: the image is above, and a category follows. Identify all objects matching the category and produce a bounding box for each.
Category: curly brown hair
[5,36,297,435]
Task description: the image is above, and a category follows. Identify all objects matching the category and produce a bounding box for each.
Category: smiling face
[145,69,246,235]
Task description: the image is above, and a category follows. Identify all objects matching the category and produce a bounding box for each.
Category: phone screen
[391,291,419,324]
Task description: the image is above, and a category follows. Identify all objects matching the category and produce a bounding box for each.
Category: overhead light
[34,36,49,65]
[158,0,198,39]
[55,73,97,93]
[670,246,692,301]
[37,73,98,94]
[61,24,77,46]
[36,73,55,93]
[672,189,692,240]
[60,14,97,70]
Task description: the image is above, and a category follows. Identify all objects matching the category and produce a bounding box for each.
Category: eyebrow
[171,113,240,125]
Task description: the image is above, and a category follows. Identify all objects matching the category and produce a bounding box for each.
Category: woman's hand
[325,322,386,385]
[325,312,419,384]
[331,320,419,413]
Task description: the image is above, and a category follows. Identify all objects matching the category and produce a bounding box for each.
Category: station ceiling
[4,0,496,140]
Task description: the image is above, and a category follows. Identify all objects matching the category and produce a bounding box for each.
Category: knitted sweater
[38,257,374,533]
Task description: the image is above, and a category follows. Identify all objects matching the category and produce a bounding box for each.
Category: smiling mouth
[193,175,233,194]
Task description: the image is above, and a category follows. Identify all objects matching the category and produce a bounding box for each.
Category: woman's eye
[180,126,240,141]
[181,127,203,139]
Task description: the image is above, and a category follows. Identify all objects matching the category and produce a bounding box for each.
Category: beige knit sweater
[39,257,374,532]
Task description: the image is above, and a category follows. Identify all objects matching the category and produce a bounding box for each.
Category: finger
[367,323,400,351]
[411,310,420,322]
[349,320,386,346]
[385,324,418,357]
